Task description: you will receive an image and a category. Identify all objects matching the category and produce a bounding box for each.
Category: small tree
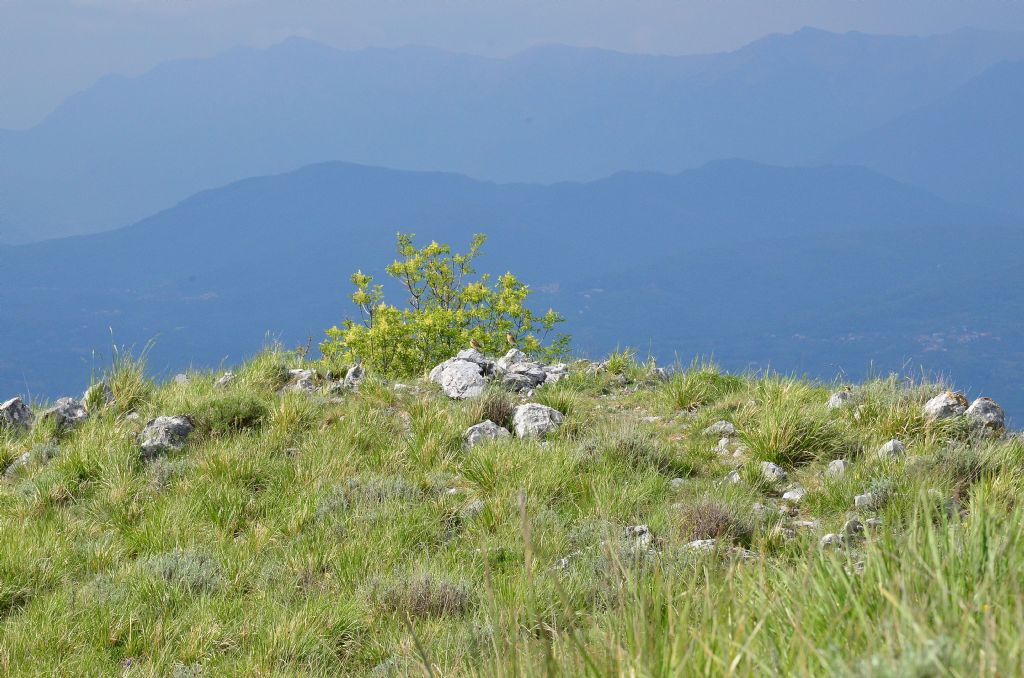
[321,233,569,376]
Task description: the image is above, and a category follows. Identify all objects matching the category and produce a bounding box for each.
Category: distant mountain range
[2,27,1024,242]
[823,59,1024,215]
[2,159,1022,415]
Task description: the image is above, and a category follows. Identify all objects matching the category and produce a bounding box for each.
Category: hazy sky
[3,0,1024,129]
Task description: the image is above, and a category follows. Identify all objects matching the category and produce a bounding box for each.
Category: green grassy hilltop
[1,347,1022,676]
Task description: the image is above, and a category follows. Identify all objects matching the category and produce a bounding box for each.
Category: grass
[0,350,1021,675]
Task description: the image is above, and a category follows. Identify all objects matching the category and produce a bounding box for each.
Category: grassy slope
[1,349,1023,676]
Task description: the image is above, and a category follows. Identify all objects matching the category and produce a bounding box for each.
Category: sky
[2,0,1024,129]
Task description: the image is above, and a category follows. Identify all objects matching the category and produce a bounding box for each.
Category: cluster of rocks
[1,380,113,435]
[924,392,1006,432]
[430,348,567,400]
[827,387,1007,434]
[278,364,366,395]
[463,403,565,446]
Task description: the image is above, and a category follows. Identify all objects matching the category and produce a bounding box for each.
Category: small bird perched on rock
[469,338,482,351]
[505,333,517,348]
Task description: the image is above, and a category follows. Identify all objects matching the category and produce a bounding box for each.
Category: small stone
[826,390,853,410]
[462,499,486,518]
[865,518,883,529]
[284,369,317,393]
[966,397,1005,432]
[0,397,35,432]
[138,416,195,460]
[782,485,806,503]
[464,420,512,448]
[826,459,849,477]
[683,539,717,552]
[214,372,235,388]
[624,525,654,548]
[793,519,820,530]
[877,439,906,459]
[724,470,741,484]
[512,404,564,439]
[774,526,797,541]
[761,461,788,482]
[669,478,686,491]
[343,364,365,390]
[854,492,876,509]
[173,373,189,385]
[820,533,844,548]
[923,391,968,420]
[703,420,736,436]
[843,518,864,538]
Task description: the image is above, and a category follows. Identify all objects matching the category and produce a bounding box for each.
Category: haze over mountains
[1,27,1023,243]
[2,159,1022,414]
[1,25,1022,416]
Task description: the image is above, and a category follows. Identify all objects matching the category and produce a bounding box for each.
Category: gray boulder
[854,492,876,509]
[703,420,736,436]
[0,397,34,432]
[284,368,317,393]
[827,459,849,477]
[761,461,788,482]
[429,359,487,400]
[843,518,865,538]
[173,373,189,385]
[820,533,845,549]
[139,416,195,460]
[923,392,968,420]
[878,439,906,460]
[966,397,1005,431]
[464,420,511,448]
[41,397,89,430]
[343,364,366,390]
[826,389,853,410]
[782,485,806,503]
[512,403,564,439]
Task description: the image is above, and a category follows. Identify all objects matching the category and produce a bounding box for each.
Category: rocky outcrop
[512,403,564,439]
[0,397,34,432]
[283,369,317,393]
[430,348,565,399]
[139,416,195,460]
